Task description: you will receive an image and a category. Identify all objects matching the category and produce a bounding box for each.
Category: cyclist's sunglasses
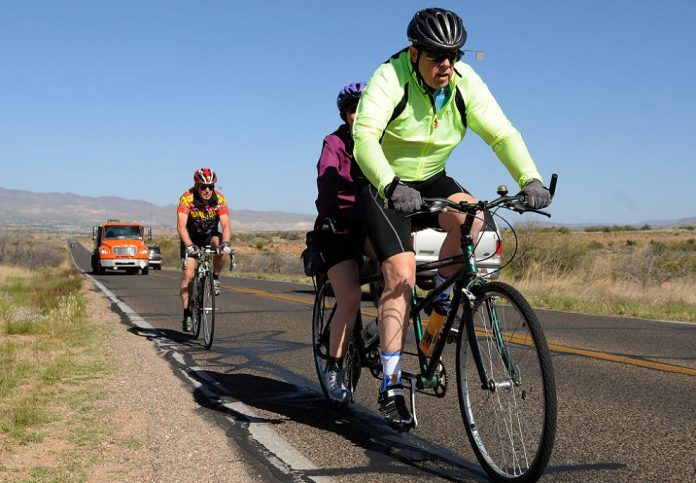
[423,50,462,63]
[198,184,215,191]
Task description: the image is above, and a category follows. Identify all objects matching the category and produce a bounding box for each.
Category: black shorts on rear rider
[355,171,469,262]
[315,224,366,271]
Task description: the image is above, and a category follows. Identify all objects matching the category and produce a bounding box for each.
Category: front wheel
[190,278,201,338]
[456,282,556,482]
[201,270,216,349]
[312,280,361,404]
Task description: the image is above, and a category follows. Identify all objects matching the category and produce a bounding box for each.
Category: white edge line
[69,243,333,483]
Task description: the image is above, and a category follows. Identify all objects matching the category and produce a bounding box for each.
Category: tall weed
[0,265,96,446]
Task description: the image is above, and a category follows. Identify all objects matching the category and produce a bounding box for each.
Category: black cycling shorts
[179,230,222,261]
[356,171,469,262]
[316,227,366,271]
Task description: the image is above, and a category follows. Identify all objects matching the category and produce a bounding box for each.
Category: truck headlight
[99,247,110,255]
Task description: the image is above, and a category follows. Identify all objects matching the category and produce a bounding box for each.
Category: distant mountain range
[1,187,694,232]
[0,187,314,232]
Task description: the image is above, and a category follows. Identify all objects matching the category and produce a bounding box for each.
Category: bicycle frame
[357,206,513,393]
[405,208,490,389]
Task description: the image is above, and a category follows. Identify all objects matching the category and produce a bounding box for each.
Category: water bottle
[420,303,448,356]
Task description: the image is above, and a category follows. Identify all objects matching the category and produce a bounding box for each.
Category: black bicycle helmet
[407,8,467,51]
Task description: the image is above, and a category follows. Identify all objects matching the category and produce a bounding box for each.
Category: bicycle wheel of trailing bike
[311,280,361,404]
[456,281,556,482]
[201,270,215,349]
[190,278,201,338]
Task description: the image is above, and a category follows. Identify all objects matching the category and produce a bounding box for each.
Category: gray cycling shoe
[326,367,351,406]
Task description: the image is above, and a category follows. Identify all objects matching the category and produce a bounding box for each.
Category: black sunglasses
[198,184,215,191]
[424,50,461,63]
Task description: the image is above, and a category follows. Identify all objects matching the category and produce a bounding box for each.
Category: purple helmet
[336,82,366,117]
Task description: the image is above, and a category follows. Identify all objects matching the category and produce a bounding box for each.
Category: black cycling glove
[521,179,551,209]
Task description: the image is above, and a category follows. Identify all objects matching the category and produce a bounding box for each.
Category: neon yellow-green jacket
[353,49,542,197]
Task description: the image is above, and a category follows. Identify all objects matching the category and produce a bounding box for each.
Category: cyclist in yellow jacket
[352,7,552,432]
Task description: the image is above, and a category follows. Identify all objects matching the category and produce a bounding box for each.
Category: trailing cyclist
[177,168,233,332]
[352,7,553,431]
[313,82,375,405]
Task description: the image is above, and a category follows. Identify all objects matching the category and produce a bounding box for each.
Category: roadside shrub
[244,253,303,275]
[0,232,64,270]
[613,241,696,286]
[277,231,302,241]
[505,226,588,280]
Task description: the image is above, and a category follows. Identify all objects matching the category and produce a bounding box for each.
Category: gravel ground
[85,283,259,482]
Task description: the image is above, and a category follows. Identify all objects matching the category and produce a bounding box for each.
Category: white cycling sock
[380,351,402,389]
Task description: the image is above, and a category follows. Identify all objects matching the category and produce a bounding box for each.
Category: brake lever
[404,200,446,219]
[528,208,552,218]
[404,209,428,219]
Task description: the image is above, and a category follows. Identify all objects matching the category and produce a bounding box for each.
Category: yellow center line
[156,272,696,377]
[496,330,696,377]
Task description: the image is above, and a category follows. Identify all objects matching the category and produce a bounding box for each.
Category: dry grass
[500,225,696,321]
[149,226,696,321]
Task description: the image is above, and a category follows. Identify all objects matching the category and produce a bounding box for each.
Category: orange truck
[91,220,152,275]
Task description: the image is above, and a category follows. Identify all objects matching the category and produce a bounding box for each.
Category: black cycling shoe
[378,382,415,432]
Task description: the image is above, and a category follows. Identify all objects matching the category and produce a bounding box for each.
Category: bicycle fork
[468,296,521,391]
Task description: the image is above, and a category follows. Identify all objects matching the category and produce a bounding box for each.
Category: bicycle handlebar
[407,173,558,219]
[188,245,237,271]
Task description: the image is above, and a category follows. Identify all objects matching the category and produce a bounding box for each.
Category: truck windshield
[103,226,143,240]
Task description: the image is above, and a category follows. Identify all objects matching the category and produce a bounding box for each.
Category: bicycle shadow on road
[190,370,487,482]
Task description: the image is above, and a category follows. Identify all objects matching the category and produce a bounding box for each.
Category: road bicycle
[188,246,236,349]
[312,176,558,482]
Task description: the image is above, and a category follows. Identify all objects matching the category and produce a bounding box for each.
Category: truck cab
[91,220,152,275]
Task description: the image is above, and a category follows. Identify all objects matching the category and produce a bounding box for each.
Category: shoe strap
[382,385,404,398]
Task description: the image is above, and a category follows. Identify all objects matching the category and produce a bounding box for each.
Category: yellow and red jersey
[177,189,229,240]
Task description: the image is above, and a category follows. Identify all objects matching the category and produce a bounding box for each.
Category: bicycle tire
[201,270,215,349]
[456,281,556,482]
[190,277,201,338]
[311,280,362,404]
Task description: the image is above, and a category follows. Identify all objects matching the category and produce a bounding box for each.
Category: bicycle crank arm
[409,375,419,429]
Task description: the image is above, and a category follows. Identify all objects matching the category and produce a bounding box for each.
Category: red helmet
[193,168,217,185]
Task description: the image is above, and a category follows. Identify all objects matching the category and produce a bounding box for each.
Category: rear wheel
[312,279,361,403]
[456,282,556,482]
[201,270,216,349]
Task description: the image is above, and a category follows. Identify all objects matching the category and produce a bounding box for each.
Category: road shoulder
[86,282,258,482]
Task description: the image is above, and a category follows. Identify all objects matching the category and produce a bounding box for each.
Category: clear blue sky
[1,0,695,225]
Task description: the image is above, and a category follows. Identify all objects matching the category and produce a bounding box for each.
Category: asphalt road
[70,242,696,482]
